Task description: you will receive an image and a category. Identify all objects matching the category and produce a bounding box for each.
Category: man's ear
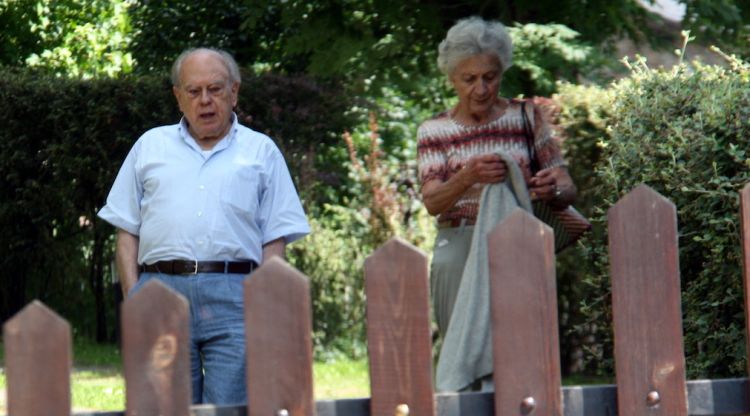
[172,86,184,113]
[231,82,240,107]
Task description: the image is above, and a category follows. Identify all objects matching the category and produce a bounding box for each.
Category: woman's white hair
[170,47,241,87]
[437,17,513,76]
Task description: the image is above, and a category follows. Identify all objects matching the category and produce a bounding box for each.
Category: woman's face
[450,53,502,117]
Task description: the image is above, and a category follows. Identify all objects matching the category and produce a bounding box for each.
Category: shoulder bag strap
[520,100,540,174]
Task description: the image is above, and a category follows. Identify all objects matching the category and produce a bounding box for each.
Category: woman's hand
[528,166,577,208]
[421,154,507,216]
[461,154,507,185]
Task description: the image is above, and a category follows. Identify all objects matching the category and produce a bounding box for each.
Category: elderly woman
[417,17,577,391]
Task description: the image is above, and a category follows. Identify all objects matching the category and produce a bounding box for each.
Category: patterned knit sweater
[417,100,565,223]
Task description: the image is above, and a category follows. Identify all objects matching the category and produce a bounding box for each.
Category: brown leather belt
[437,218,477,229]
[139,260,258,275]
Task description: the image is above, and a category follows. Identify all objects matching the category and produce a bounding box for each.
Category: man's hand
[115,229,139,297]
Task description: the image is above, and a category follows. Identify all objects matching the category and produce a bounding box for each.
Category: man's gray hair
[437,17,513,76]
[170,47,241,87]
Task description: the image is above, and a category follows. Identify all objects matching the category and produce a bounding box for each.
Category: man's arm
[116,228,139,297]
[261,237,286,264]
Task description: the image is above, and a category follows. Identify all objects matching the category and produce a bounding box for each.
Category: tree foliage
[0,0,133,77]
[681,0,750,53]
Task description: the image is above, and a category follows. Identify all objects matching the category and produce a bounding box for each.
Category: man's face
[173,51,239,145]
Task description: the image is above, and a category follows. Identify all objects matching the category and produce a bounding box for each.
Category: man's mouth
[199,112,216,120]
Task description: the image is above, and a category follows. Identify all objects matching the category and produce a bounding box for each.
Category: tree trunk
[88,221,108,343]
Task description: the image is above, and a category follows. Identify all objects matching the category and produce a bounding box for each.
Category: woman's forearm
[422,172,473,216]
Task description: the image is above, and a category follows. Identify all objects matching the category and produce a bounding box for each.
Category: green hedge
[549,84,613,375]
[0,68,355,341]
[580,57,750,377]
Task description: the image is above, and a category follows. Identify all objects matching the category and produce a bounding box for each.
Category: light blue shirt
[97,115,310,265]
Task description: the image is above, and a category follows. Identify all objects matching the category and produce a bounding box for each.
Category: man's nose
[199,89,212,103]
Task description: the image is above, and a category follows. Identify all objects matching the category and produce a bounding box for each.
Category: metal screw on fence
[521,396,536,414]
[646,391,661,407]
[395,403,410,415]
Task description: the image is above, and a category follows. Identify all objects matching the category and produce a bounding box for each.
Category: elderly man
[98,47,310,405]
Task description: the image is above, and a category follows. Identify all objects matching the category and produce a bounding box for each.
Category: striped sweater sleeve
[417,120,448,185]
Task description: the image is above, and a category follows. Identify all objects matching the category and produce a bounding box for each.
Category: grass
[0,339,611,412]
[561,374,614,386]
[313,358,370,399]
[70,369,126,411]
[0,339,370,412]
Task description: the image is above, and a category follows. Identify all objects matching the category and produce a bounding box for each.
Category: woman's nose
[476,80,488,95]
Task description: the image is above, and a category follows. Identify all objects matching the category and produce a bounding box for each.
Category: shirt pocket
[220,165,262,217]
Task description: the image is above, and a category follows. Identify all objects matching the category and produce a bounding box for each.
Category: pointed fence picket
[609,185,688,415]
[740,183,750,379]
[365,238,434,416]
[488,209,562,415]
[6,184,750,415]
[121,279,191,415]
[3,301,71,416]
[244,257,315,416]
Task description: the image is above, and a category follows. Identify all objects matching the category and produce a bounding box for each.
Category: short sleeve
[417,122,449,186]
[256,148,310,245]
[97,143,143,235]
[530,103,566,170]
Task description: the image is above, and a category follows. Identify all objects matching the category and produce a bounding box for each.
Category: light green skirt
[430,224,474,338]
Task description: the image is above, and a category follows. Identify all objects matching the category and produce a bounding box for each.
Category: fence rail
[67,378,750,416]
[4,183,750,415]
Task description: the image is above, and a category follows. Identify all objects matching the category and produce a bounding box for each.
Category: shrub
[582,54,750,377]
[0,68,355,340]
[550,83,614,374]
[289,111,435,358]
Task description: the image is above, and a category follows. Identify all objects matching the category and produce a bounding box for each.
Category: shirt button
[197,240,204,245]
[199,185,205,190]
[197,211,203,217]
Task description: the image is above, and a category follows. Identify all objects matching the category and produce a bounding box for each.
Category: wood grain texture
[122,280,191,416]
[740,184,750,380]
[487,209,562,416]
[244,257,315,416]
[365,238,435,416]
[608,184,688,416]
[3,300,71,416]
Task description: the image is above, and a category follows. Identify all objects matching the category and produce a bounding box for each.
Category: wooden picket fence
[5,183,750,415]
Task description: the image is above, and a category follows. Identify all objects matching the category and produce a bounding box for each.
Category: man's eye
[187,89,199,96]
[209,86,223,94]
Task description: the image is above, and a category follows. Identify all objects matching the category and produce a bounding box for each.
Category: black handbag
[521,100,591,252]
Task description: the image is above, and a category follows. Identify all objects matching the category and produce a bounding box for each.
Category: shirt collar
[178,113,239,155]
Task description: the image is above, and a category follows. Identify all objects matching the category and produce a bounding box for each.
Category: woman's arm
[422,154,507,216]
[528,166,577,208]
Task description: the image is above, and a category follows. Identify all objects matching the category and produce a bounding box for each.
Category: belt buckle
[190,260,198,275]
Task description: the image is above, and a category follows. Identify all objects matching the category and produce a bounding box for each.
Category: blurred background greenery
[2,0,750,396]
